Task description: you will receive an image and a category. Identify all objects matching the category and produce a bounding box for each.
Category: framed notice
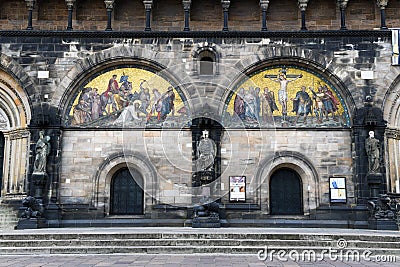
[329,177,346,203]
[229,176,246,202]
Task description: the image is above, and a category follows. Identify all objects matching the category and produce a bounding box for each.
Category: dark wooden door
[270,168,303,215]
[111,168,143,215]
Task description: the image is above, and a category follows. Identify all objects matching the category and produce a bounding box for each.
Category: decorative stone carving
[143,0,153,10]
[183,0,191,10]
[104,0,114,10]
[25,0,35,10]
[368,194,398,219]
[221,0,230,11]
[65,0,76,9]
[20,196,44,219]
[337,0,349,9]
[365,131,380,174]
[260,0,269,11]
[298,0,309,11]
[377,0,389,9]
[33,130,51,174]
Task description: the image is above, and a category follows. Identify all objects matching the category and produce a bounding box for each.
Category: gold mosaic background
[69,67,184,116]
[226,67,345,116]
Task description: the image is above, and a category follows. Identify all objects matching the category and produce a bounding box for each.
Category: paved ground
[0,254,398,267]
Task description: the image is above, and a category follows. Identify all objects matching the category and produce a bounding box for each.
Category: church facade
[0,0,400,229]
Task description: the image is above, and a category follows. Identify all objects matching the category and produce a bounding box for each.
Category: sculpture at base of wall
[20,196,44,219]
[367,194,399,220]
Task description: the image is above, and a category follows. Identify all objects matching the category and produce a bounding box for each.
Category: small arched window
[198,50,216,75]
[200,57,214,75]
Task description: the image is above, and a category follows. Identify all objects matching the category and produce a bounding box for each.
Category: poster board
[329,177,346,203]
[229,176,246,202]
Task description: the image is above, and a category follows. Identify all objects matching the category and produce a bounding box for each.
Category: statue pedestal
[192,216,221,228]
[16,218,46,229]
[368,218,398,230]
[366,173,383,198]
[32,172,48,199]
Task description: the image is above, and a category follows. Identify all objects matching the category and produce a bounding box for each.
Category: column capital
[298,0,309,11]
[376,0,389,9]
[143,0,153,10]
[65,0,76,10]
[337,0,349,9]
[104,0,114,10]
[221,0,230,11]
[25,0,35,10]
[183,0,191,10]
[260,0,269,11]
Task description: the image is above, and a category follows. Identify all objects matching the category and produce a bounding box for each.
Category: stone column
[65,0,76,30]
[338,0,348,30]
[25,0,35,30]
[221,0,230,32]
[104,0,114,31]
[377,0,389,30]
[143,0,153,31]
[183,0,191,31]
[298,0,309,31]
[260,0,269,31]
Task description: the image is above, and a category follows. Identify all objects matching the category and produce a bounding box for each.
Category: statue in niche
[365,131,380,174]
[196,130,216,172]
[33,130,51,174]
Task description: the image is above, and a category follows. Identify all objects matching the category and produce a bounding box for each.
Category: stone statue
[365,130,380,173]
[20,196,44,219]
[196,130,216,172]
[33,130,51,174]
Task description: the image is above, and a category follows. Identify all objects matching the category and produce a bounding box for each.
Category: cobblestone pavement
[0,254,398,267]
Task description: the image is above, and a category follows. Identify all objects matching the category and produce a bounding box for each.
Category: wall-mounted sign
[329,177,346,203]
[229,176,246,202]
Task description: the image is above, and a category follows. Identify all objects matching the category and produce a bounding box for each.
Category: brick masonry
[0,0,399,227]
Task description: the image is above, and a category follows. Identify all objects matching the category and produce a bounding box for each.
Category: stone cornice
[0,30,391,39]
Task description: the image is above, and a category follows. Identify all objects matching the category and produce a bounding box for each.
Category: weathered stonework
[0,0,399,229]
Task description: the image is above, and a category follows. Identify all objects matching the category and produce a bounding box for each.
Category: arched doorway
[110,168,144,215]
[0,133,4,195]
[270,168,303,215]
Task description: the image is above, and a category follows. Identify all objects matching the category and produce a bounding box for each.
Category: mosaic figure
[291,86,312,124]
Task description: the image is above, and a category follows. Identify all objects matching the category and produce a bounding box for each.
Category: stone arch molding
[92,151,158,215]
[52,45,192,119]
[382,68,400,127]
[219,47,357,118]
[256,151,320,215]
[0,53,34,195]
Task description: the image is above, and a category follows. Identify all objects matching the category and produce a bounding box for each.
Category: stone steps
[1,229,400,255]
[0,204,18,230]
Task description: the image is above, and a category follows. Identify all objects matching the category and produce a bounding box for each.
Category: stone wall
[0,0,399,31]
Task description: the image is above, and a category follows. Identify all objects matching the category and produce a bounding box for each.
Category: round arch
[219,55,357,123]
[52,47,192,124]
[256,151,319,215]
[93,151,157,215]
[0,58,33,196]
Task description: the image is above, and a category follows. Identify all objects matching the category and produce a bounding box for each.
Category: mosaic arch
[66,66,189,128]
[223,65,351,128]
